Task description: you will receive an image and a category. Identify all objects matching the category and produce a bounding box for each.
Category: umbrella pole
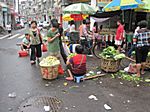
[109,19,111,31]
[129,10,133,31]
[122,10,125,22]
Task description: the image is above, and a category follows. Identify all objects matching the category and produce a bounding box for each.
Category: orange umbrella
[63,14,88,21]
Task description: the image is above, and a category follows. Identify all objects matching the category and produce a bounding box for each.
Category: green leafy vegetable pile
[100,46,125,60]
[111,70,143,84]
[68,53,77,58]
[39,56,60,67]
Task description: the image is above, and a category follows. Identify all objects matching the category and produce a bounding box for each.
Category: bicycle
[92,38,107,58]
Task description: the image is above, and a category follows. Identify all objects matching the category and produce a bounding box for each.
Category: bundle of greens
[68,53,77,58]
[111,70,143,84]
[100,46,125,60]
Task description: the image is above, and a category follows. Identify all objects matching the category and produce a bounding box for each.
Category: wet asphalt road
[0,28,150,112]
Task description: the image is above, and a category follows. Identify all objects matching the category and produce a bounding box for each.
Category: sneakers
[87,54,93,57]
[30,61,36,65]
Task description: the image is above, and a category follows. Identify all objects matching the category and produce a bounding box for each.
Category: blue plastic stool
[74,76,84,83]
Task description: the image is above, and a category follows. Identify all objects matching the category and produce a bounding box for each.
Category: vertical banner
[91,0,97,7]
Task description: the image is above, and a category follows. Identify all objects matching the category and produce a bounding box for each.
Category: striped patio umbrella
[136,0,150,12]
[63,14,89,21]
[62,14,73,21]
[63,3,97,14]
[103,0,144,12]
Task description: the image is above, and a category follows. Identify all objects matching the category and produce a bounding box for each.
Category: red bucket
[18,50,28,57]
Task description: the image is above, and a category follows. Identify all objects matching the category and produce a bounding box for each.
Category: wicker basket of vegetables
[99,46,125,72]
[39,56,60,80]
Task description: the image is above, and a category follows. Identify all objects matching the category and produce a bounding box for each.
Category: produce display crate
[39,64,59,80]
[100,57,121,72]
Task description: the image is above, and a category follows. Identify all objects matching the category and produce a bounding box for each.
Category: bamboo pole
[83,74,106,80]
[125,56,150,68]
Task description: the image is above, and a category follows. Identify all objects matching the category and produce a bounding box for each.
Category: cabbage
[39,56,60,67]
[131,51,135,55]
[100,46,125,60]
[148,52,150,57]
[114,54,126,60]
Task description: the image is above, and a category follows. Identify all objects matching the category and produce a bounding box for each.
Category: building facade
[20,0,62,23]
[0,0,15,28]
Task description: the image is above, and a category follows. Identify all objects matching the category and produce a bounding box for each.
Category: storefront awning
[135,0,150,12]
[91,10,121,18]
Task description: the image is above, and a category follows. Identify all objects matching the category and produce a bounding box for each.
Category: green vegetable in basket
[68,53,77,58]
[114,54,126,60]
[39,56,60,67]
[100,46,125,60]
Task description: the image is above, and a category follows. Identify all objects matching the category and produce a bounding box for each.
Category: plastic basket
[18,50,28,57]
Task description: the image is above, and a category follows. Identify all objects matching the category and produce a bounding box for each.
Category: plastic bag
[128,63,137,73]
[42,44,47,52]
[58,64,64,75]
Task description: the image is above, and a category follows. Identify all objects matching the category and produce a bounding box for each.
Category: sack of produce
[39,56,60,80]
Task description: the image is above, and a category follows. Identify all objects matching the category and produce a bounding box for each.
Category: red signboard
[68,0,90,3]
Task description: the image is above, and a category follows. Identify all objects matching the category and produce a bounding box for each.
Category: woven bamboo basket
[40,64,59,80]
[100,57,121,72]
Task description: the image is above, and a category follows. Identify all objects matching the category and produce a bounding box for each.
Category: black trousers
[30,44,42,61]
[59,41,67,63]
[135,46,149,64]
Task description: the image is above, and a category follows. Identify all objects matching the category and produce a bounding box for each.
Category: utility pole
[18,0,20,22]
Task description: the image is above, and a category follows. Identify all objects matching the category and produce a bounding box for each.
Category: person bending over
[66,45,86,81]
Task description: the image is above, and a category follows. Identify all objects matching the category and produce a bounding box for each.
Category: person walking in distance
[28,21,42,64]
[6,23,12,36]
[115,20,124,52]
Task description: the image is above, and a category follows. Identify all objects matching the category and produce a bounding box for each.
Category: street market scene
[0,0,150,112]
